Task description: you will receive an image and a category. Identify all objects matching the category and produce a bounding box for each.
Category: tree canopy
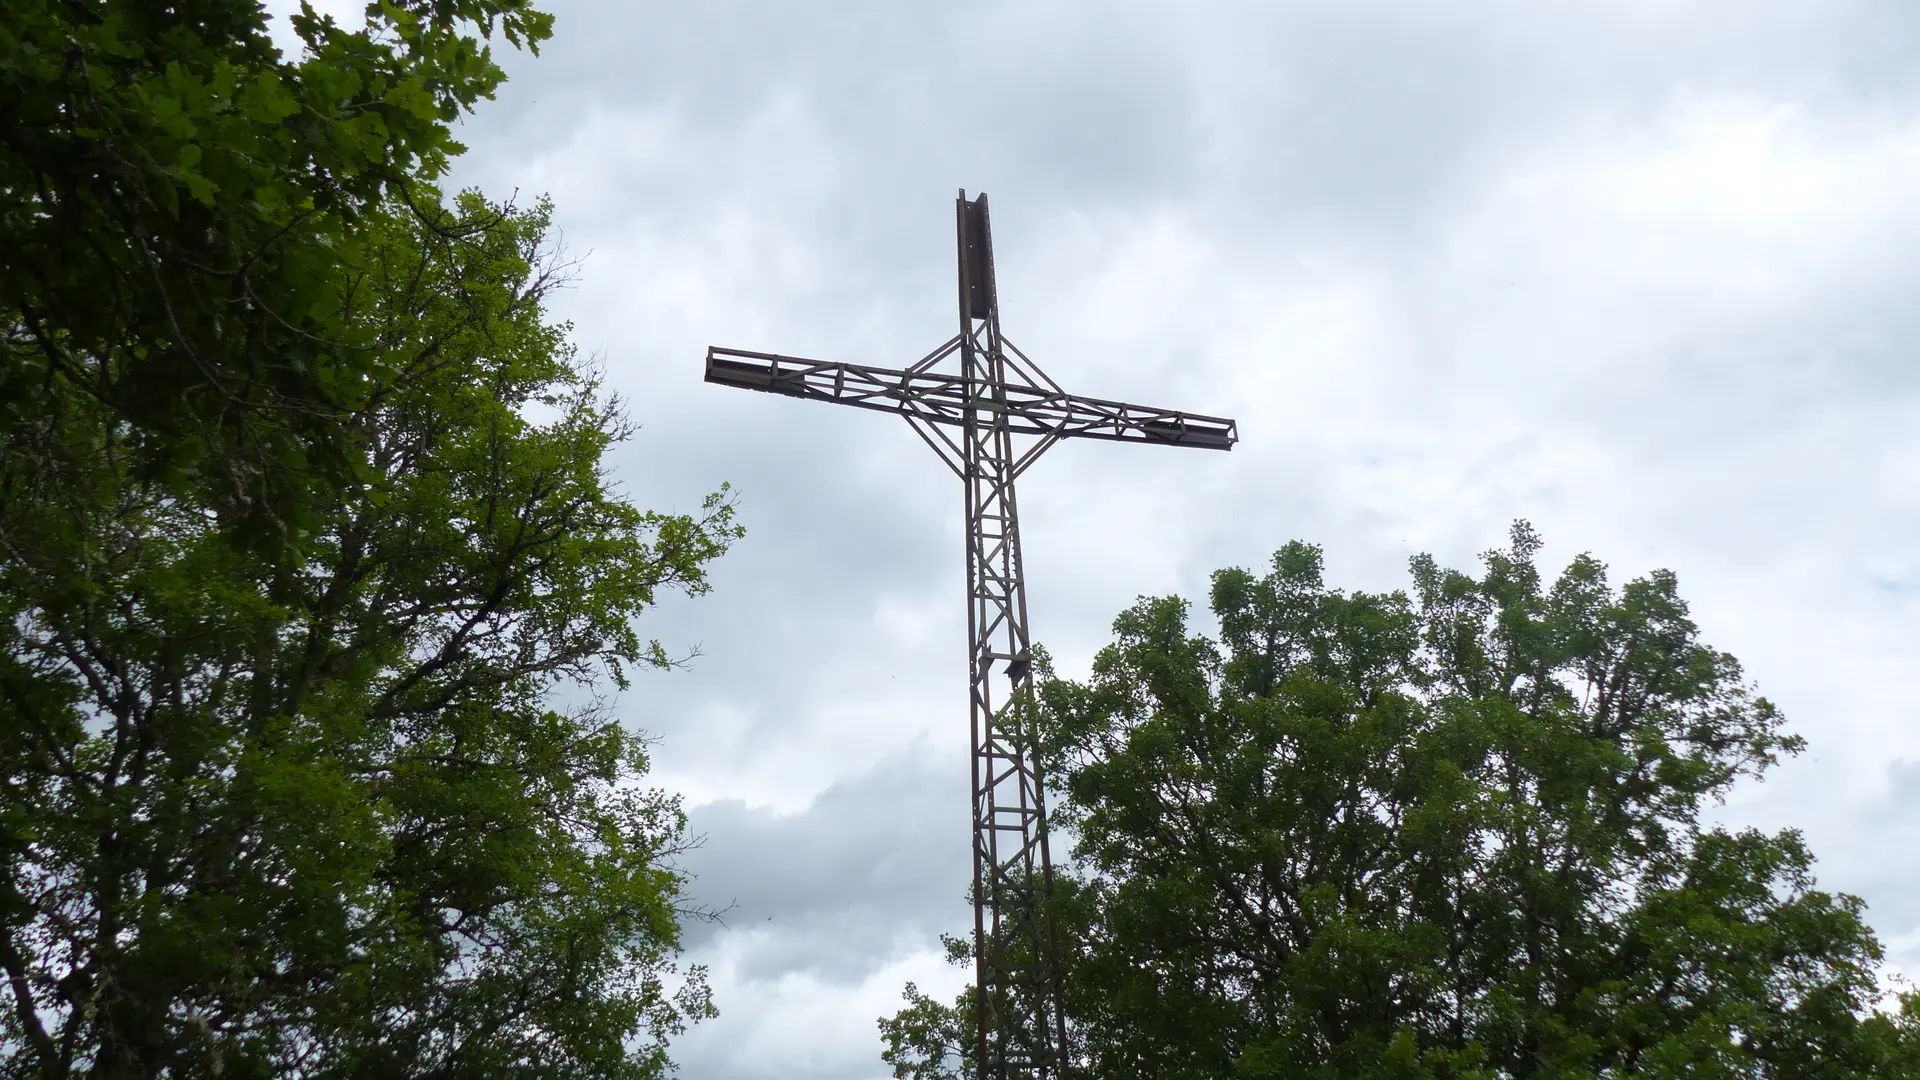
[4,4,743,1074]
[884,525,1920,1079]
[4,0,553,543]
[2,186,739,1077]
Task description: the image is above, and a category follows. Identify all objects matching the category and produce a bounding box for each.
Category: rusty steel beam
[704,349,1238,454]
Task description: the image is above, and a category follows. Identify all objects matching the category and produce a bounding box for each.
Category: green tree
[3,0,553,542]
[883,525,1919,1079]
[1,192,739,1077]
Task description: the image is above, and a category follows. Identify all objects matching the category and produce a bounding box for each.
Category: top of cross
[705,191,1237,478]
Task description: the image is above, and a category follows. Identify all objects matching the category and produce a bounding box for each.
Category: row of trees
[4,2,737,1075]
[884,526,1920,1079]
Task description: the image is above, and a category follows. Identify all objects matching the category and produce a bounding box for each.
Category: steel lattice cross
[705,192,1238,1080]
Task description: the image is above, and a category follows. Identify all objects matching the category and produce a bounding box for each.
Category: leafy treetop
[883,525,1919,1080]
[3,0,554,545]
[1,191,739,1079]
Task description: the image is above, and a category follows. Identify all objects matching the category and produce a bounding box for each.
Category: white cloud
[679,941,966,1080]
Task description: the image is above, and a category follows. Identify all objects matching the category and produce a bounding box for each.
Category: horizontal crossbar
[706,346,1238,450]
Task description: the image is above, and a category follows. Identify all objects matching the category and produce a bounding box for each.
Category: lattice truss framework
[705,193,1238,1080]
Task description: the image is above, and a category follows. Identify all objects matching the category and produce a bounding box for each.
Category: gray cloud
[678,748,971,984]
[1842,759,1920,941]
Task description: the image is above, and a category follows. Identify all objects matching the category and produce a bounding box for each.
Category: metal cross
[705,192,1238,1080]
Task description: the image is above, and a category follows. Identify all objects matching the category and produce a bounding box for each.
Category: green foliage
[883,946,978,1080]
[2,4,736,1073]
[0,192,739,1077]
[883,525,1919,1079]
[2,0,553,543]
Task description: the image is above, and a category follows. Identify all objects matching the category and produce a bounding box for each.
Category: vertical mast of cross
[956,192,1070,1080]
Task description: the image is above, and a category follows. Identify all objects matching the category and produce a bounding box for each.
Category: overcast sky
[284,1,1920,1075]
